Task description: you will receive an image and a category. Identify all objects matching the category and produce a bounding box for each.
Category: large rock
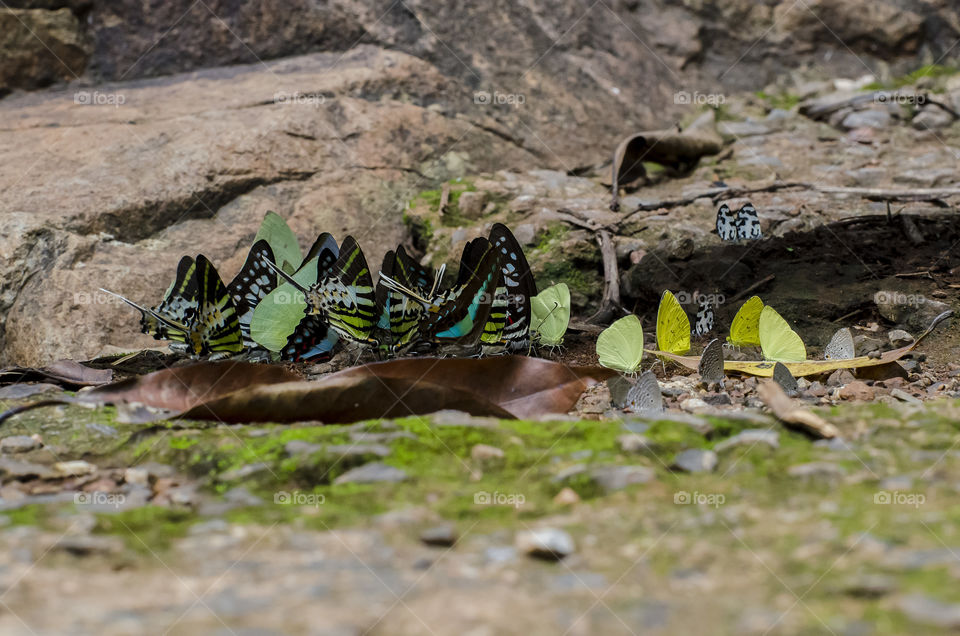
[0,8,89,93]
[0,48,535,364]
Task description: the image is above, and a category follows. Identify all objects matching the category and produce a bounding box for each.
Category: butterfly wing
[314,236,379,345]
[424,240,501,347]
[693,296,715,336]
[300,232,339,274]
[489,223,536,352]
[772,362,799,395]
[625,370,663,414]
[597,314,644,374]
[656,290,691,354]
[194,255,244,357]
[228,240,278,348]
[727,296,764,347]
[280,314,339,362]
[824,327,855,360]
[697,338,725,384]
[759,305,806,362]
[736,203,762,240]
[716,204,737,242]
[145,255,198,344]
[531,283,570,346]
[395,245,437,295]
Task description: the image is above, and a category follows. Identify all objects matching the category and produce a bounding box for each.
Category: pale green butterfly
[531,283,570,348]
[597,314,644,374]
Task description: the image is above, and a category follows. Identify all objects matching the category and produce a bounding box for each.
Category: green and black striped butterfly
[375,249,425,356]
[103,255,244,359]
[267,236,379,347]
[227,239,278,349]
[380,238,501,354]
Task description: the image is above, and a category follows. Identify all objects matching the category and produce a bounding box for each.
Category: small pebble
[517,528,575,561]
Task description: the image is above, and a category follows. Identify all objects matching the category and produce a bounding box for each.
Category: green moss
[864,64,960,90]
[755,90,801,110]
[94,506,196,552]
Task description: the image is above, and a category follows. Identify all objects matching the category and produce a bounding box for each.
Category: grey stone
[0,436,41,453]
[420,525,457,547]
[53,535,125,557]
[218,463,273,481]
[470,444,504,461]
[898,594,960,629]
[617,434,659,454]
[891,388,922,403]
[589,465,656,492]
[672,449,718,473]
[517,528,575,560]
[718,120,771,137]
[0,383,61,399]
[875,291,951,332]
[787,462,846,481]
[513,223,536,246]
[714,429,780,453]
[0,457,55,479]
[334,462,408,484]
[842,574,896,598]
[456,190,487,219]
[888,329,914,346]
[841,109,891,129]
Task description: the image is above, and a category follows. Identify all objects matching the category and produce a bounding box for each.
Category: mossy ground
[3,394,960,633]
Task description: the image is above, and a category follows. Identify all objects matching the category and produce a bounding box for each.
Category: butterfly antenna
[428,263,446,298]
[263,259,310,295]
[378,272,430,305]
[99,288,188,332]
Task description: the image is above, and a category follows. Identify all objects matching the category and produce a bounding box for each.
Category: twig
[895,271,934,279]
[926,96,960,120]
[832,307,867,324]
[727,274,775,305]
[587,230,624,324]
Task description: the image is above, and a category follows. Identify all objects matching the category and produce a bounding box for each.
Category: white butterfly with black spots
[693,296,714,336]
[735,202,762,240]
[715,203,737,242]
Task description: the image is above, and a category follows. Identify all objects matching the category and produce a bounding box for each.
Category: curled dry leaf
[0,360,113,388]
[757,380,839,439]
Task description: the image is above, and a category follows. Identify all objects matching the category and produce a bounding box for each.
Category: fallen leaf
[757,380,839,439]
[0,360,113,388]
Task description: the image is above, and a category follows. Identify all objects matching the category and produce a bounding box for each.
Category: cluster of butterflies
[596,292,859,410]
[716,201,762,242]
[104,213,574,362]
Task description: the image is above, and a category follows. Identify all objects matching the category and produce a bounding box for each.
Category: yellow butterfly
[656,290,690,355]
[727,296,763,347]
[759,305,806,362]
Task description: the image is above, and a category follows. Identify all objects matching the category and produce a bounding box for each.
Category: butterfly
[531,283,571,349]
[597,314,644,375]
[772,362,799,396]
[487,223,537,354]
[281,314,339,362]
[716,204,738,242]
[693,296,714,336]
[227,239,278,349]
[824,327,855,360]
[379,238,501,353]
[656,290,691,355]
[735,202,762,240]
[758,305,806,362]
[103,255,244,359]
[374,249,426,356]
[268,236,380,347]
[727,296,764,348]
[698,338,725,385]
[625,370,663,415]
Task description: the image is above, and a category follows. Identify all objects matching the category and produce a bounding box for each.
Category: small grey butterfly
[824,327,855,360]
[625,370,663,415]
[772,362,798,396]
[607,375,633,409]
[693,296,714,336]
[735,202,762,240]
[698,338,725,385]
[716,203,737,242]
